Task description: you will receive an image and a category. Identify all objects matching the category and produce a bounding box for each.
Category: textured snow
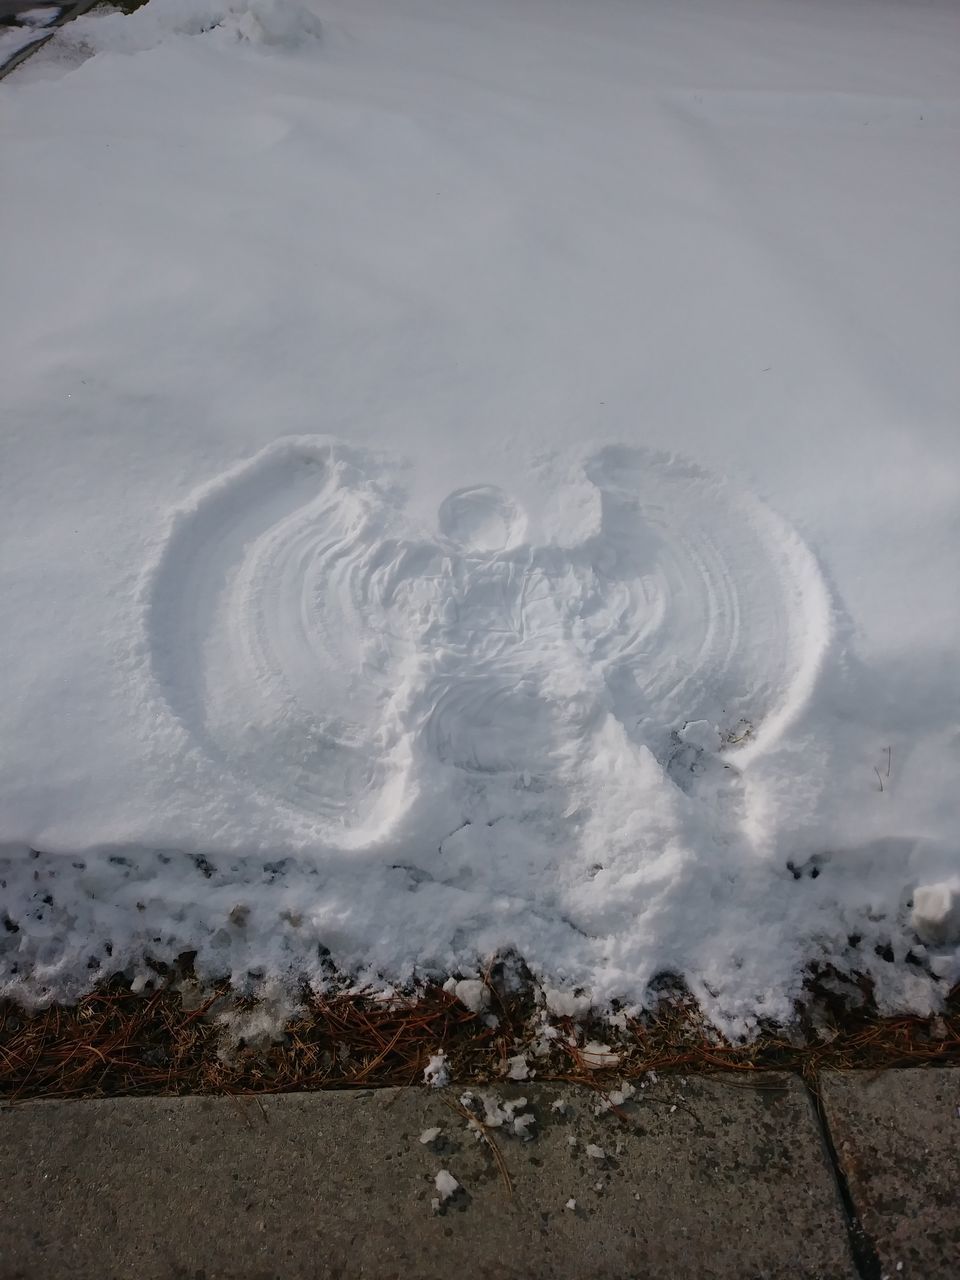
[458,1089,536,1140]
[506,1055,531,1082]
[423,1052,450,1089]
[43,0,324,53]
[910,884,960,947]
[0,22,45,64]
[1,0,959,1025]
[452,979,489,1015]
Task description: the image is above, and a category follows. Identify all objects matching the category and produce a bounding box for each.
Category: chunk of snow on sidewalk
[595,1081,637,1113]
[459,1091,536,1140]
[511,1110,536,1141]
[434,1170,459,1201]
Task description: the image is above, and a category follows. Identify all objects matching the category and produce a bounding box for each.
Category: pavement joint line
[805,1077,883,1280]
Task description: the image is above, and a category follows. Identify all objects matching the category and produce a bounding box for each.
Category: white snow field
[1,0,959,1028]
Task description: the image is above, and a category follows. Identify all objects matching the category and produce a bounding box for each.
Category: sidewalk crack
[804,1078,883,1280]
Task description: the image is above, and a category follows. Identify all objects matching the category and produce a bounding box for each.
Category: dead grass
[1,961,958,1101]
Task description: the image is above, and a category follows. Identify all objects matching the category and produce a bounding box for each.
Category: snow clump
[423,1051,450,1088]
[911,882,960,946]
[434,1170,459,1201]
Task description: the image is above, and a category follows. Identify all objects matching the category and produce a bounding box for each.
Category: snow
[0,23,43,64]
[506,1055,531,1082]
[14,6,58,25]
[460,1090,536,1140]
[596,1082,637,1113]
[1,0,960,1025]
[544,989,593,1020]
[446,977,489,1015]
[214,984,297,1059]
[512,1111,536,1141]
[580,1042,620,1071]
[423,1052,449,1089]
[910,883,960,947]
[608,1083,636,1108]
[418,1127,442,1145]
[433,1170,459,1202]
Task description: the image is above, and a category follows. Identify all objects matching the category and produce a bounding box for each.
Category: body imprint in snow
[144,438,832,842]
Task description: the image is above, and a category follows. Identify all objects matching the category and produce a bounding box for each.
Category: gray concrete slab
[0,1077,854,1280]
[820,1069,960,1280]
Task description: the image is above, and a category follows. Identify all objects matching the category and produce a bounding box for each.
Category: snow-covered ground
[0,4,58,67]
[1,0,958,1029]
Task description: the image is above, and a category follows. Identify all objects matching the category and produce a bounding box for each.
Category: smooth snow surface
[1,0,959,1027]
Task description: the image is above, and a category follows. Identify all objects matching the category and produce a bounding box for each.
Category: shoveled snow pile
[1,0,959,1031]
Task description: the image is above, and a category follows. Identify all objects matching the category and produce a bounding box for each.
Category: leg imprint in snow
[143,439,831,839]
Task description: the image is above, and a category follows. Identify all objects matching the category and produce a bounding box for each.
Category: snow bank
[1,0,958,1029]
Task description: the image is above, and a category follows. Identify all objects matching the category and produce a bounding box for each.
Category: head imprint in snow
[437,485,526,553]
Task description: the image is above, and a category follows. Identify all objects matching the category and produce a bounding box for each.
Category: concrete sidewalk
[0,1071,956,1279]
